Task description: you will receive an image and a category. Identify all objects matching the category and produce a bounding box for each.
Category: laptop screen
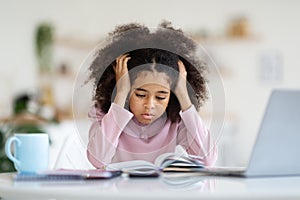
[246,89,300,177]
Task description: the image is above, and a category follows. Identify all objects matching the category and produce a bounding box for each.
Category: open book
[106,153,205,175]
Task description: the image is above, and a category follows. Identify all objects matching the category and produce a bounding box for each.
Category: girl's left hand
[174,60,192,111]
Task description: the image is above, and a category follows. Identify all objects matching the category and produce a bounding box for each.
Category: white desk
[0,172,300,200]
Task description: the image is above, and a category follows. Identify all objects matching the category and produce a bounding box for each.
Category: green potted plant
[0,93,48,172]
[35,23,54,73]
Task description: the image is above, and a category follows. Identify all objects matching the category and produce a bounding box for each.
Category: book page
[154,146,189,167]
[154,152,182,167]
[106,160,156,172]
[155,153,205,171]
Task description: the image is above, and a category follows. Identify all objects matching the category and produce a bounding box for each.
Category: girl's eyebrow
[134,88,170,94]
[135,88,147,92]
[156,90,170,94]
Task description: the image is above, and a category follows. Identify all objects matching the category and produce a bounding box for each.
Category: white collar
[123,112,168,139]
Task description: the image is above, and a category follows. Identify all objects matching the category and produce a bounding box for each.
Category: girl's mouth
[141,113,154,120]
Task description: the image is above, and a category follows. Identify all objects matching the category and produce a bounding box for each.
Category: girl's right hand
[113,54,131,106]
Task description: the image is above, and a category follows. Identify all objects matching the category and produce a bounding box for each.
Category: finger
[178,60,186,72]
[122,57,131,71]
[115,58,124,72]
[116,54,129,70]
[119,56,130,70]
[178,60,187,78]
[116,54,128,64]
[117,53,129,59]
[117,54,129,64]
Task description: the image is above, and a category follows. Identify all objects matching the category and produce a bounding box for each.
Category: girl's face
[129,71,171,125]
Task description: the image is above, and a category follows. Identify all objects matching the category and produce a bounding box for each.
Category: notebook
[202,89,300,177]
[13,169,122,181]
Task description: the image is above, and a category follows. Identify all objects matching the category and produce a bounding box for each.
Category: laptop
[202,89,300,177]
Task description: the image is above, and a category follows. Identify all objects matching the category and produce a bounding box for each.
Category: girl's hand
[113,54,131,107]
[174,60,192,111]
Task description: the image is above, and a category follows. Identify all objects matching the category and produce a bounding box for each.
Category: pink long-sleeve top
[87,103,217,168]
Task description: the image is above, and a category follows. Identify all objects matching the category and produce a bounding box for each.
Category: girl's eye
[156,96,166,100]
[135,93,146,98]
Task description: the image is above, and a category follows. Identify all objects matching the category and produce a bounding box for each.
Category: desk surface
[1,172,300,200]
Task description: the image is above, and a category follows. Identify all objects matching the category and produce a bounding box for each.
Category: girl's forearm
[87,104,133,168]
[178,106,218,167]
[176,91,192,111]
[113,91,128,108]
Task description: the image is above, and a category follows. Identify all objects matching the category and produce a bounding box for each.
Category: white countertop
[1,172,300,200]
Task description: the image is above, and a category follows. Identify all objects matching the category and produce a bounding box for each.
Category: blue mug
[5,133,49,173]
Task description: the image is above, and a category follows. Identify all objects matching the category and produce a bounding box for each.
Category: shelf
[54,36,100,50]
[190,34,261,45]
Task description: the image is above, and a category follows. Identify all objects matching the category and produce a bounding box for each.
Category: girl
[87,23,218,169]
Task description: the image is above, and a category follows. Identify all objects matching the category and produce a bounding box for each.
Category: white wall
[1,0,300,166]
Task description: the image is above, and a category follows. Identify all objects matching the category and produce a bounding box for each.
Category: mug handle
[5,136,21,166]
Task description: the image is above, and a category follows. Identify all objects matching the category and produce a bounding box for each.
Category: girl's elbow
[87,150,105,169]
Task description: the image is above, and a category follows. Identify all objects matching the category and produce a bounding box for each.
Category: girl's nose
[144,97,155,109]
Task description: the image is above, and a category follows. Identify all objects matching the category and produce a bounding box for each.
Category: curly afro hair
[87,21,208,122]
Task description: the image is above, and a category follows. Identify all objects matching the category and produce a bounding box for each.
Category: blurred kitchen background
[1,0,300,171]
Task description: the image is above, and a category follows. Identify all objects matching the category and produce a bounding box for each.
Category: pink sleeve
[177,105,218,167]
[87,103,133,168]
